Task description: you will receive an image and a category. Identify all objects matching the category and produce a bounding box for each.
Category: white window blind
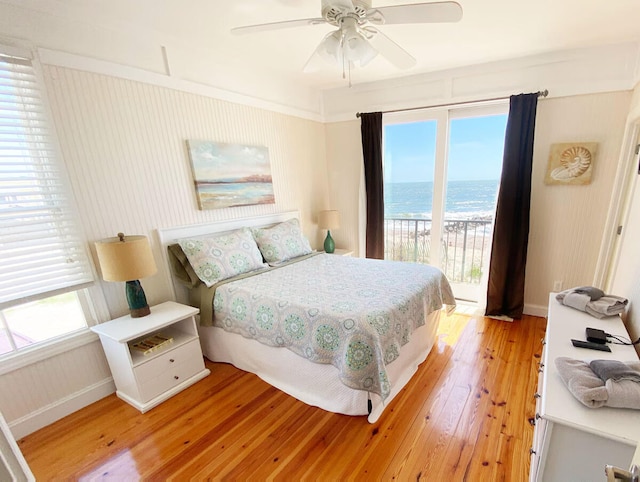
[0,49,94,309]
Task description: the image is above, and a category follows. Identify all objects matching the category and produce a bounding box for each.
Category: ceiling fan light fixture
[337,17,378,66]
[356,40,378,66]
[316,30,343,65]
[343,30,377,65]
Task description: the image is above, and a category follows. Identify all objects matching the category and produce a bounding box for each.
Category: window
[383,103,508,304]
[0,45,96,358]
[0,292,88,356]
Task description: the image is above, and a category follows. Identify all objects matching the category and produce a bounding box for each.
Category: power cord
[605,332,640,345]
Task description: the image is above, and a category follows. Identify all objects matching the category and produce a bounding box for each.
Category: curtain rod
[355,89,549,118]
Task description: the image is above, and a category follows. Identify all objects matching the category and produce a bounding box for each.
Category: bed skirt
[197,308,441,423]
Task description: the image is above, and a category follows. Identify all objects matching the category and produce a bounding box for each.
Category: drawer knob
[530,448,536,455]
[534,393,541,399]
[169,359,175,363]
[535,413,541,420]
[174,375,179,380]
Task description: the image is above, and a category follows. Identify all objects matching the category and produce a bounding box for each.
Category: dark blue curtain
[360,112,384,259]
[485,93,539,319]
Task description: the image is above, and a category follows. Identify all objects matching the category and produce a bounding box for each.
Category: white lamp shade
[95,234,157,282]
[318,210,340,230]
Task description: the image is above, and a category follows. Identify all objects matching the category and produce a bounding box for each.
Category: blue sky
[383,114,508,183]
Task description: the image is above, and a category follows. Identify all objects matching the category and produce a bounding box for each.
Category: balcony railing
[384,217,493,284]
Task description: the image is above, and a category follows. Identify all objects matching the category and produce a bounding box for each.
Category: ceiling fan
[231,0,463,81]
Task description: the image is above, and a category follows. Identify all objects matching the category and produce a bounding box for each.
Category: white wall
[526,92,632,311]
[324,120,365,256]
[321,43,639,122]
[44,65,329,318]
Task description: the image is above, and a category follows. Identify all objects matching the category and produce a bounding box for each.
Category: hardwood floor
[18,312,546,481]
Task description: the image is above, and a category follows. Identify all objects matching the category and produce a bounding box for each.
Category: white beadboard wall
[1,65,329,438]
[0,341,112,435]
[526,91,631,310]
[44,65,329,317]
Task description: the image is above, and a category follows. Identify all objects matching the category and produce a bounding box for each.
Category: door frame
[594,119,640,291]
[382,101,509,306]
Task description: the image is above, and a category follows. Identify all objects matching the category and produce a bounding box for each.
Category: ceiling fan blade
[231,17,325,35]
[370,1,462,25]
[303,49,331,73]
[367,28,416,69]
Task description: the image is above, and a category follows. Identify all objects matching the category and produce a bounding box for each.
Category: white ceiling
[3,0,640,92]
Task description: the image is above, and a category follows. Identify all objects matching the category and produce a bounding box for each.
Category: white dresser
[92,301,210,413]
[531,294,640,481]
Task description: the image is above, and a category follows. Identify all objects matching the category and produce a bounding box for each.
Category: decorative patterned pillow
[178,228,267,287]
[252,218,312,264]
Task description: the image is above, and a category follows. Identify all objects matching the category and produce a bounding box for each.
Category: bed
[157,211,455,423]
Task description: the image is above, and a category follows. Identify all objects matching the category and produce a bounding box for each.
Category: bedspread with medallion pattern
[207,253,455,400]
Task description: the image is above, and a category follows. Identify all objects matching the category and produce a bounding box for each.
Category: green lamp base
[324,230,335,254]
[125,280,150,318]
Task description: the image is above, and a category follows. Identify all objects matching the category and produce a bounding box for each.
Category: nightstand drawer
[138,348,205,402]
[134,339,202,383]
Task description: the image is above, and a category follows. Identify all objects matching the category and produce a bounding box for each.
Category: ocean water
[384,180,499,219]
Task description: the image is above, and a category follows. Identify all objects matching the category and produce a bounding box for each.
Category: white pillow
[252,218,312,265]
[178,227,267,287]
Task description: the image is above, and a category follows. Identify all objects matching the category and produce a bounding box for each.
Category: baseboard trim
[524,303,549,318]
[9,378,115,440]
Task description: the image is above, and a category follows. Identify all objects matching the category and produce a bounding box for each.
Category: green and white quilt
[209,253,455,400]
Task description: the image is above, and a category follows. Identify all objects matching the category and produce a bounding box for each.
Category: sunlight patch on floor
[436,310,473,350]
[453,301,484,316]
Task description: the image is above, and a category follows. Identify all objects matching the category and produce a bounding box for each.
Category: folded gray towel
[589,360,640,382]
[556,289,628,318]
[555,357,608,408]
[555,357,640,409]
[606,379,640,409]
[563,292,590,311]
[573,286,605,301]
[585,295,628,319]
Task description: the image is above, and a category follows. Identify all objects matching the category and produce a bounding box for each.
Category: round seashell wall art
[544,142,597,185]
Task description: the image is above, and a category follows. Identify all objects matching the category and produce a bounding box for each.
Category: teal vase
[324,230,335,253]
[125,280,150,317]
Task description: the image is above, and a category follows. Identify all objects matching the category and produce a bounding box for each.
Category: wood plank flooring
[18,312,547,481]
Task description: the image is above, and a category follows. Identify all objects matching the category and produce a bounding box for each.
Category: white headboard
[156,210,300,304]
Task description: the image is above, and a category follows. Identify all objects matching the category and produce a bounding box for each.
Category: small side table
[91,301,210,413]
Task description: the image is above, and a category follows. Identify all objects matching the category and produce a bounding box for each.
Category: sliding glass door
[383,104,508,305]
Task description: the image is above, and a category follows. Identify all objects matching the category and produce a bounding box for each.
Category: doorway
[382,103,508,305]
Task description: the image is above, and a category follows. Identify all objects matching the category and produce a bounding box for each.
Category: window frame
[0,41,109,373]
[382,101,509,306]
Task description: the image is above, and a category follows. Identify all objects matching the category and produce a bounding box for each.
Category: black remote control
[571,339,612,352]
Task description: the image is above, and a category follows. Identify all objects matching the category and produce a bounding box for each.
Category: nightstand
[91,301,210,413]
[328,248,353,257]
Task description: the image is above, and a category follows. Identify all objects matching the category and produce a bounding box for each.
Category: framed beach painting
[186,140,275,210]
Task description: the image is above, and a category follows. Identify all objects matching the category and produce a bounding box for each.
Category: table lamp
[318,210,340,254]
[95,233,157,318]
